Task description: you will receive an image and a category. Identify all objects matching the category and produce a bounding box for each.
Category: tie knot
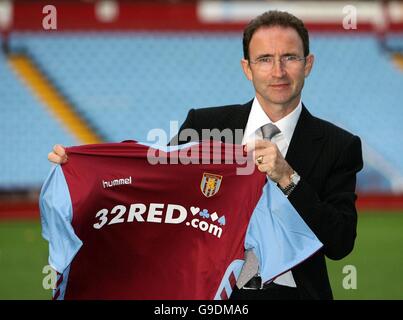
[261,123,280,140]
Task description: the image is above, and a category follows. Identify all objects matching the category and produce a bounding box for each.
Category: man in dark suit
[169,11,363,300]
[48,11,363,300]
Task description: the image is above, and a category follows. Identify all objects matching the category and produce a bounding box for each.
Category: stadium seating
[0,40,77,189]
[2,32,403,191]
[9,32,253,143]
[306,34,403,192]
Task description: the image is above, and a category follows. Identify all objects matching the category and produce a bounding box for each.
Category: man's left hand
[245,140,294,188]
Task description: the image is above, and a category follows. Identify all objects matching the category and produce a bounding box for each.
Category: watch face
[291,172,300,184]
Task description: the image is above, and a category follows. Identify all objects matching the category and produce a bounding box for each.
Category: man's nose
[271,59,286,77]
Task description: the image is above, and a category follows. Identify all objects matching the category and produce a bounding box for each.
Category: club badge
[200,173,222,198]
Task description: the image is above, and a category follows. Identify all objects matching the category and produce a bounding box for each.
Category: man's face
[241,26,314,111]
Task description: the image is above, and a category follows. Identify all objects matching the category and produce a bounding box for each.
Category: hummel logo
[102,176,132,188]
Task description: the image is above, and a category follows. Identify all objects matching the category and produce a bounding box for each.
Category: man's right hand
[48,144,68,164]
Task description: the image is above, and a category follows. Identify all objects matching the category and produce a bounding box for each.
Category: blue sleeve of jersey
[245,180,323,283]
[39,165,83,274]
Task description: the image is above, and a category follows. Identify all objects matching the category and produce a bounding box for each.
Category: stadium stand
[306,34,403,192]
[0,42,78,190]
[1,1,403,195]
[4,32,403,192]
[9,32,253,143]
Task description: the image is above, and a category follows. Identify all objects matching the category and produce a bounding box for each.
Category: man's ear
[304,54,314,78]
[241,59,253,81]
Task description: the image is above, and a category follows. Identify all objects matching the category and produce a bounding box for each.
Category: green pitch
[0,211,402,300]
[0,220,50,300]
[327,211,403,300]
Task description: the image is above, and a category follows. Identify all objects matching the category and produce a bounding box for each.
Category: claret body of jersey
[40,141,322,300]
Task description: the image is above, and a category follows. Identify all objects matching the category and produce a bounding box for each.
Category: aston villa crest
[200,173,223,198]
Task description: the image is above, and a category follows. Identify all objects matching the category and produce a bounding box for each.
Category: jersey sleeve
[39,165,83,274]
[245,180,323,284]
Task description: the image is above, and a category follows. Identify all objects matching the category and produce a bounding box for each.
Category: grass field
[0,211,402,300]
[327,211,403,300]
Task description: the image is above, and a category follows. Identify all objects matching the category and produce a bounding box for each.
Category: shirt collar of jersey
[242,97,302,146]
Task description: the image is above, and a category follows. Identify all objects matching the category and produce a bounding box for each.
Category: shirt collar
[243,97,302,145]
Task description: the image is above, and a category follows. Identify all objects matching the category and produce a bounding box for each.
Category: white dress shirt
[242,97,302,288]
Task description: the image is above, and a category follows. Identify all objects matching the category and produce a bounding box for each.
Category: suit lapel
[224,100,253,131]
[285,105,325,178]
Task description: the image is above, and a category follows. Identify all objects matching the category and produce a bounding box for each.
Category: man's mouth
[269,83,290,89]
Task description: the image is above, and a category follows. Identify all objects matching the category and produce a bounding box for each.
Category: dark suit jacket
[172,100,363,299]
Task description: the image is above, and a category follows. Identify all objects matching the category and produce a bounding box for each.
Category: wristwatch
[279,171,300,196]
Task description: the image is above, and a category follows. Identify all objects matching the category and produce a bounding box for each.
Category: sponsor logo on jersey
[200,173,222,197]
[93,203,226,238]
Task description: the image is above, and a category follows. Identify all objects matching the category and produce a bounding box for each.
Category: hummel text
[102,176,132,188]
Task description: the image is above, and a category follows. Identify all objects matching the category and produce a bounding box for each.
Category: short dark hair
[242,10,310,61]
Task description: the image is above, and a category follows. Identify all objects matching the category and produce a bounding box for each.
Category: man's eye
[285,56,298,61]
[258,57,272,63]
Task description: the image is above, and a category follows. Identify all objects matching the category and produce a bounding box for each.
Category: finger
[53,144,66,157]
[244,140,271,152]
[255,150,269,165]
[254,149,276,164]
[48,152,66,164]
[256,163,269,174]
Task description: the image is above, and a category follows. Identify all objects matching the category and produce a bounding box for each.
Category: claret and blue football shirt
[40,140,322,300]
